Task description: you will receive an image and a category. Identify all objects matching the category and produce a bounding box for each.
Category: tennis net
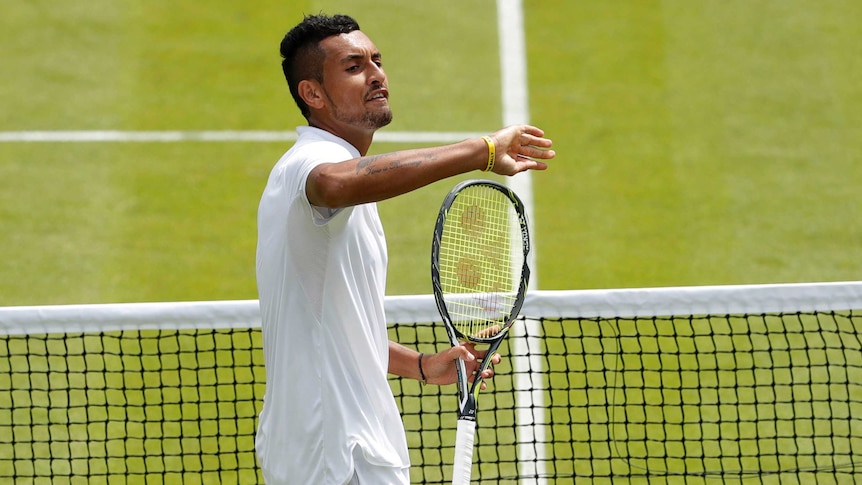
[1,282,861,483]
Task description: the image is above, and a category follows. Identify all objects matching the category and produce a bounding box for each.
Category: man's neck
[307,119,374,156]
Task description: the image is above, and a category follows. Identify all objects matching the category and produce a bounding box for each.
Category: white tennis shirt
[255,126,409,484]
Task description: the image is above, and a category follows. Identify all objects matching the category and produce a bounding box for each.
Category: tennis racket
[431,179,531,485]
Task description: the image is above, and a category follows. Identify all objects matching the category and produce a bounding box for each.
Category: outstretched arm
[307,125,554,208]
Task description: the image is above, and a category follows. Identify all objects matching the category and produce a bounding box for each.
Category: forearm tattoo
[355,154,433,175]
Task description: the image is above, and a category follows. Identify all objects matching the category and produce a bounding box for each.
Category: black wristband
[418,352,427,383]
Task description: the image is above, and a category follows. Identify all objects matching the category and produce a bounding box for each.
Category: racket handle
[451,419,476,485]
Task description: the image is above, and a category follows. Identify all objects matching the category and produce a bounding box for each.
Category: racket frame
[430,179,531,484]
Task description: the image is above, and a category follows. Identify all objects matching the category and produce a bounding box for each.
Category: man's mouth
[367,89,389,102]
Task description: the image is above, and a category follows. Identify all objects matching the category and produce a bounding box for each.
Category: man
[255,13,554,484]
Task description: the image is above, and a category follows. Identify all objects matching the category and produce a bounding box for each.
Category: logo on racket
[456,258,482,288]
[461,204,484,235]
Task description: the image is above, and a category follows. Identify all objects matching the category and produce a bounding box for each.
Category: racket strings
[438,186,524,339]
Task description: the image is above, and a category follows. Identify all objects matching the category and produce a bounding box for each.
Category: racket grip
[451,419,476,485]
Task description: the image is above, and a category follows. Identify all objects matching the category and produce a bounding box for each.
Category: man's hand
[423,342,503,390]
[488,125,555,175]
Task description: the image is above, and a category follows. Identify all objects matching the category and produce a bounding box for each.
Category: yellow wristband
[481,136,495,172]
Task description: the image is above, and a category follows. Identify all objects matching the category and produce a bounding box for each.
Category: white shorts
[346,447,410,485]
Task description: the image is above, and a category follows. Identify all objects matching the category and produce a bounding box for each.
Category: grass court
[1,1,861,483]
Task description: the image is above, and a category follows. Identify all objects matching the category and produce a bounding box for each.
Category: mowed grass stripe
[0,145,126,305]
[528,0,681,289]
[0,130,487,143]
[0,0,506,304]
[661,1,862,285]
[529,0,862,290]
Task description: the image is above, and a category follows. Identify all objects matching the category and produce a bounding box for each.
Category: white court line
[496,1,548,484]
[0,130,486,144]
[497,0,536,284]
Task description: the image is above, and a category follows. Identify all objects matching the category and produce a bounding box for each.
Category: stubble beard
[332,103,393,130]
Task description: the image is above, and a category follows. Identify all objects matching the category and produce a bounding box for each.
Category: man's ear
[298,79,325,110]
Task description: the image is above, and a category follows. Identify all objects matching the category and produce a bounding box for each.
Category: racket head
[431,179,530,344]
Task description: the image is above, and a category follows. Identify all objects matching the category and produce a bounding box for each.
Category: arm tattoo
[355,154,433,175]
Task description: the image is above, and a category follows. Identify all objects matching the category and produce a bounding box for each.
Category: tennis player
[255,13,554,484]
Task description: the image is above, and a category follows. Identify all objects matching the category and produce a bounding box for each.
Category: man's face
[317,31,392,130]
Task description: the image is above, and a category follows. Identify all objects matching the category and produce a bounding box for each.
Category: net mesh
[0,328,262,484]
[1,284,861,484]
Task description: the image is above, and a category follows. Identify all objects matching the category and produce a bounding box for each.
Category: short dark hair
[280,14,361,119]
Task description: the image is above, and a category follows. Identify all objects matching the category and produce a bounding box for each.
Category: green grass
[0,143,281,304]
[529,0,862,290]
[2,0,862,483]
[2,0,860,305]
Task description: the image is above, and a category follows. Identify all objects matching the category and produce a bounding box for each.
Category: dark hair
[280,14,361,119]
